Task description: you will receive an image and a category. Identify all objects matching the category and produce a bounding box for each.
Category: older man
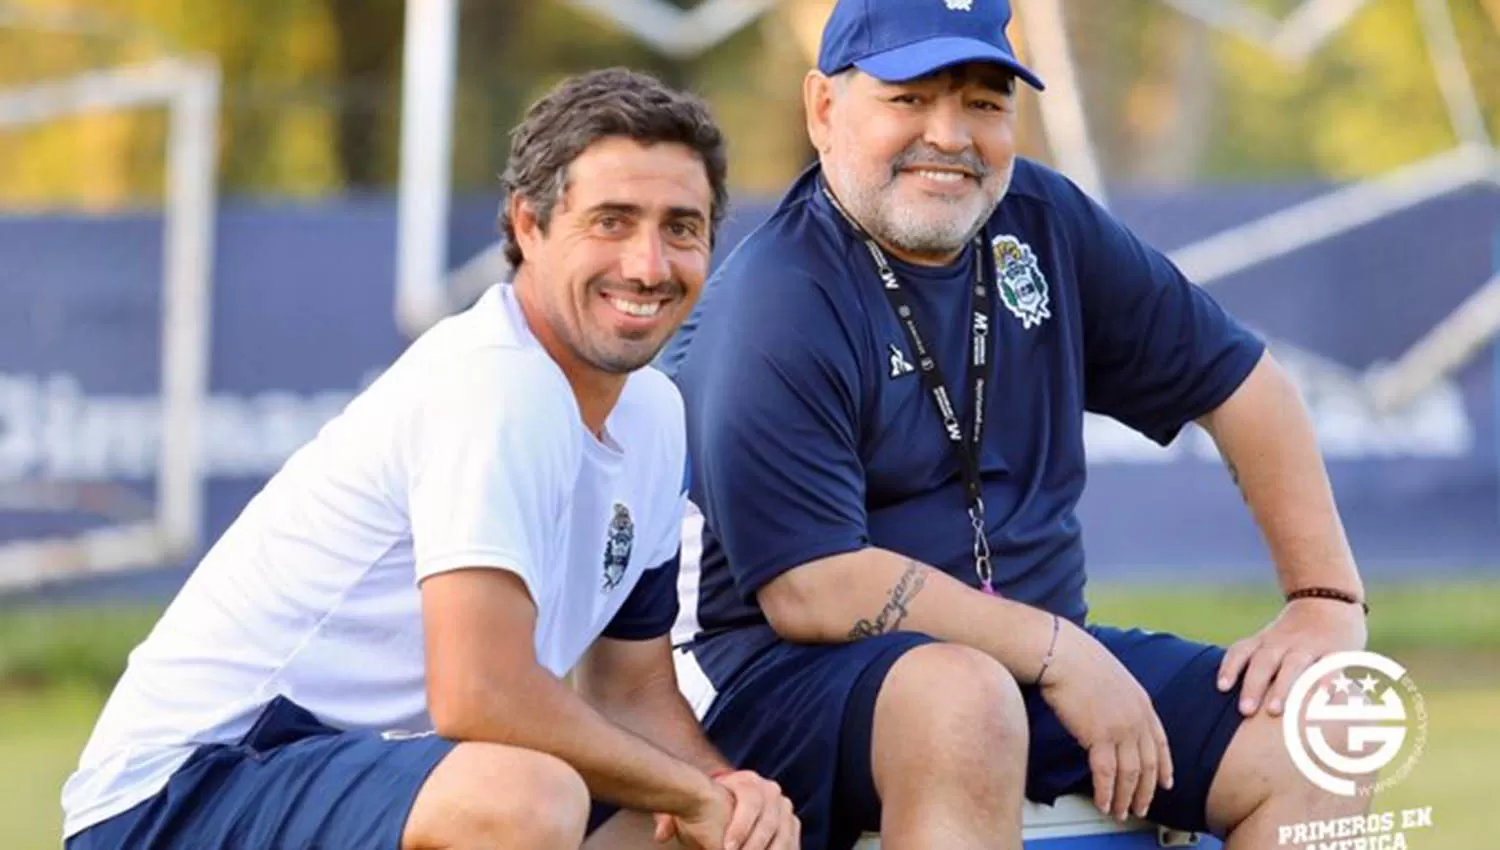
[661,1,1370,848]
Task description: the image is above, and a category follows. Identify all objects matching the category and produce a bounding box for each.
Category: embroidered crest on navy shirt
[602,502,634,592]
[992,235,1052,329]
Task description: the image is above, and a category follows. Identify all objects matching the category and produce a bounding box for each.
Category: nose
[620,229,671,287]
[923,97,973,154]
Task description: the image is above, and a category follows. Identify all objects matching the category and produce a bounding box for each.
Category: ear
[804,70,837,155]
[509,192,543,263]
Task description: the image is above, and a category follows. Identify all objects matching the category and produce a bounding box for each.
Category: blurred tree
[448,0,681,195]
[1123,9,1217,184]
[0,0,1496,208]
[327,0,404,187]
[1204,0,1496,179]
[1062,0,1164,178]
[0,0,344,206]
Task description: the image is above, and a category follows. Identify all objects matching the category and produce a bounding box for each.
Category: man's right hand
[1038,620,1175,822]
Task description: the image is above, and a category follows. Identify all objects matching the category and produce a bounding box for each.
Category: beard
[827,143,1013,260]
[559,276,687,375]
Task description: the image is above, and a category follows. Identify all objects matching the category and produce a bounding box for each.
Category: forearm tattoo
[848,560,928,640]
[1226,460,1248,502]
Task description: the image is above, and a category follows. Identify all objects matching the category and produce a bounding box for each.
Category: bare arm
[575,631,802,850]
[759,550,1058,684]
[1196,352,1364,603]
[759,544,1177,820]
[1194,352,1368,714]
[574,634,732,775]
[421,568,721,818]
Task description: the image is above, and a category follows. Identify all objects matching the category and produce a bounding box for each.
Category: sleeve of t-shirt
[602,549,681,640]
[405,351,577,601]
[683,263,869,602]
[1069,178,1267,446]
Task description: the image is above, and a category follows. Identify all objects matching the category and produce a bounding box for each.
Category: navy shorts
[688,624,1245,850]
[67,696,456,850]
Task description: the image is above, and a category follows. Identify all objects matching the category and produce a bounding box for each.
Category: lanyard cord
[819,181,999,594]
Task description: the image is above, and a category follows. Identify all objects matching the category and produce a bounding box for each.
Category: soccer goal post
[0,56,219,592]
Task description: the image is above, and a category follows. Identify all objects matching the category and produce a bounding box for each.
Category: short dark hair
[498,67,729,269]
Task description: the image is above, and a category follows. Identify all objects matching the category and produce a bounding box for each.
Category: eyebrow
[588,202,707,224]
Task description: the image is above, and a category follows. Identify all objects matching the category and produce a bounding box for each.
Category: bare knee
[875,642,1028,775]
[404,743,590,850]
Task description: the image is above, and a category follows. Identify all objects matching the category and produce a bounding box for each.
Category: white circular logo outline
[1281,650,1421,797]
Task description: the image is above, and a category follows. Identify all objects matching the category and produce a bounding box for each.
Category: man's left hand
[654,770,800,850]
[1216,598,1368,717]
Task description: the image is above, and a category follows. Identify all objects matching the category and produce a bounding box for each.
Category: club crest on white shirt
[602,502,634,592]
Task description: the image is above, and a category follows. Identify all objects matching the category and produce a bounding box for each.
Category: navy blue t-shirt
[662,160,1264,675]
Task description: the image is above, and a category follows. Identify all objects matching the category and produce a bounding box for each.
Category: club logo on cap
[944,0,974,10]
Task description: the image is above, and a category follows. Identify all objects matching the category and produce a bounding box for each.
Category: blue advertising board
[1,183,1496,595]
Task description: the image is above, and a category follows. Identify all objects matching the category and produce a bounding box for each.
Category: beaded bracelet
[1286,586,1369,616]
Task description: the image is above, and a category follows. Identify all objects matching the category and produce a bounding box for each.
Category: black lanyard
[821,183,999,595]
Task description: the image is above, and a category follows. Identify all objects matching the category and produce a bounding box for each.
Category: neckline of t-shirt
[884,240,980,284]
[492,282,628,470]
[583,419,626,469]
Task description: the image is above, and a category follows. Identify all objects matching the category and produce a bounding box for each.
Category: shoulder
[666,170,876,383]
[994,157,1098,223]
[617,368,689,505]
[620,365,686,430]
[703,209,869,345]
[426,346,573,417]
[402,345,581,480]
[427,288,574,402]
[714,168,859,298]
[989,159,1129,278]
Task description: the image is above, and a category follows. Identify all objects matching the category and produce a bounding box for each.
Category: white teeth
[913,169,965,183]
[607,296,662,318]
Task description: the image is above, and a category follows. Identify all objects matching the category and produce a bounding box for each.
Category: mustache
[591,277,686,301]
[891,144,989,179]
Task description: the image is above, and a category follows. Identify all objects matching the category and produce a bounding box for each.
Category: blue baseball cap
[817,0,1044,91]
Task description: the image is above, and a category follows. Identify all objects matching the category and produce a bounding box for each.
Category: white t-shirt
[61,284,688,839]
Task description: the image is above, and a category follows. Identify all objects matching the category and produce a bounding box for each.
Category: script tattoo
[848,561,928,640]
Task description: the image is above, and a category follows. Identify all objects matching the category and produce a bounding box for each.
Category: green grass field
[3,579,1497,849]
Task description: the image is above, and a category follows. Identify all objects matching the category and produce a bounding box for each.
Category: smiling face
[509,136,713,377]
[806,63,1018,265]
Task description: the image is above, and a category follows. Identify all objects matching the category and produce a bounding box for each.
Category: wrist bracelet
[1286,587,1369,616]
[1036,614,1061,685]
